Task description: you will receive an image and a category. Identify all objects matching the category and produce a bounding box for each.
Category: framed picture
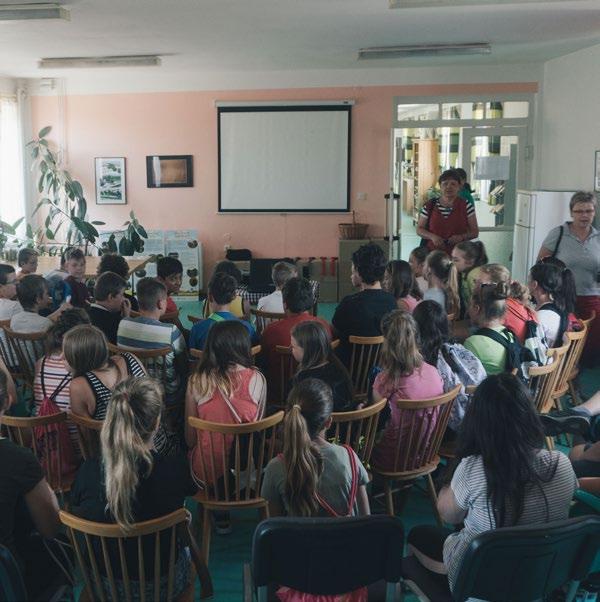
[146,155,193,188]
[595,150,600,193]
[95,157,126,204]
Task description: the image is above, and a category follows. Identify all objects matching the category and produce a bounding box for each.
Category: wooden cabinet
[412,138,439,215]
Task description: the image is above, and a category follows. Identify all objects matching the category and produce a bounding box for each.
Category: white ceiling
[2,0,600,93]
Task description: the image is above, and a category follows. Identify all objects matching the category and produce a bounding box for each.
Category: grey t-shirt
[423,287,447,310]
[443,450,577,590]
[261,441,369,516]
[9,311,52,333]
[541,223,600,296]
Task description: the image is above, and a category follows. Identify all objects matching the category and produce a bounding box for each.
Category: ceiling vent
[358,43,491,59]
[39,55,162,69]
[0,3,69,21]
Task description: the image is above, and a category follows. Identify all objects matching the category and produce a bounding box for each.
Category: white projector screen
[218,105,351,212]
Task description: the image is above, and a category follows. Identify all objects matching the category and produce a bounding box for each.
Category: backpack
[539,302,568,348]
[34,358,78,483]
[522,319,549,366]
[474,326,537,380]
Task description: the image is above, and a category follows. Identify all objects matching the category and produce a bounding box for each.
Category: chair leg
[384,479,395,516]
[201,507,212,565]
[259,504,269,521]
[545,436,555,451]
[426,474,443,528]
[569,380,581,406]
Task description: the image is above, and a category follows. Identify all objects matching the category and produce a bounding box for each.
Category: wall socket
[357,192,367,201]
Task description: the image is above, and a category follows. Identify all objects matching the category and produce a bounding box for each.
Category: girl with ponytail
[423,250,460,317]
[261,378,369,518]
[451,240,488,315]
[71,377,197,597]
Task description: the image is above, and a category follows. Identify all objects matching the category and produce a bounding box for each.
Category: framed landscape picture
[95,157,126,204]
[146,155,193,188]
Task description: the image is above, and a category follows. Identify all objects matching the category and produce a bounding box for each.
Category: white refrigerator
[512,190,574,283]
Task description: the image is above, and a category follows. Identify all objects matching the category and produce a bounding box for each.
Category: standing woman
[417,169,479,255]
[383,260,422,313]
[538,191,600,365]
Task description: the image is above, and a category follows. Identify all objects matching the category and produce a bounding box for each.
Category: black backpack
[474,326,536,380]
[538,302,568,348]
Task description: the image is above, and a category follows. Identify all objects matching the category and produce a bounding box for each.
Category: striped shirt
[117,316,186,403]
[443,450,577,590]
[420,197,475,220]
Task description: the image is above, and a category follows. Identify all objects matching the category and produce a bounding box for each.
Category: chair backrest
[187,411,284,503]
[69,412,103,460]
[275,345,297,404]
[452,515,600,602]
[529,342,569,414]
[0,544,27,602]
[0,323,16,373]
[60,508,213,602]
[250,308,286,335]
[347,335,384,398]
[251,516,403,599]
[569,311,595,378]
[3,327,46,387]
[107,343,170,383]
[553,329,586,399]
[381,385,461,474]
[330,398,387,466]
[0,412,73,492]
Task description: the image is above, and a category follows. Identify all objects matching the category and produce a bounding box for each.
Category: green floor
[173,296,600,601]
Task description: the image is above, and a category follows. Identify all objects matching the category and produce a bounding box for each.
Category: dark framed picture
[146,155,193,188]
[95,157,126,204]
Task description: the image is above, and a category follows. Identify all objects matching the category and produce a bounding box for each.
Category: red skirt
[575,296,600,366]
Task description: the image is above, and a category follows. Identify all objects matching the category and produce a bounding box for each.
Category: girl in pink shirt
[383,260,422,313]
[371,310,444,472]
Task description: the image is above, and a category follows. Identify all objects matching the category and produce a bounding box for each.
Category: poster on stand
[133,230,165,278]
[164,229,201,293]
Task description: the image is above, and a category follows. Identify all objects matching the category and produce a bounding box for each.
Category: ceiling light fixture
[0,3,69,21]
[39,55,162,69]
[358,42,491,59]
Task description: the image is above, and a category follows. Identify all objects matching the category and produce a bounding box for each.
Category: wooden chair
[0,412,76,495]
[60,508,213,601]
[69,413,103,460]
[3,327,46,388]
[329,398,387,467]
[250,308,286,336]
[551,330,586,409]
[438,384,478,460]
[568,311,596,405]
[370,385,461,525]
[347,335,384,400]
[107,343,171,383]
[0,320,18,376]
[529,343,569,415]
[187,411,284,563]
[274,345,297,405]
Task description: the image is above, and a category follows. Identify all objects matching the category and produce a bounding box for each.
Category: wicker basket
[338,222,369,239]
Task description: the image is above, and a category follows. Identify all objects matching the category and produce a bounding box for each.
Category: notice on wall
[164,229,202,294]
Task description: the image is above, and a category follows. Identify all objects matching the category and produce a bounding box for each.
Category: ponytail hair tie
[292,404,302,410]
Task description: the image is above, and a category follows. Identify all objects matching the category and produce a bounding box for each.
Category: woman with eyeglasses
[538,191,600,365]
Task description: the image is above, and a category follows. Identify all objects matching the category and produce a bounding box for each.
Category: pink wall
[31,82,537,281]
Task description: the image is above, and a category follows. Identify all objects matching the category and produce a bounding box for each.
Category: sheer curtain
[0,96,26,231]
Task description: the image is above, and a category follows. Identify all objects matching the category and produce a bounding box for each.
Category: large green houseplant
[27,126,147,255]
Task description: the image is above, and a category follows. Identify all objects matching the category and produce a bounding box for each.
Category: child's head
[45,308,90,354]
[454,167,468,186]
[476,263,510,287]
[408,247,428,278]
[191,320,253,397]
[451,241,488,273]
[137,277,167,314]
[18,248,38,274]
[380,309,423,380]
[469,281,508,325]
[156,256,183,295]
[271,261,298,290]
[64,248,86,281]
[62,324,110,376]
[282,277,313,314]
[213,260,242,285]
[98,253,130,280]
[425,251,459,314]
[536,256,577,314]
[17,274,50,311]
[0,264,17,300]
[94,272,128,312]
[351,243,387,287]
[290,320,331,368]
[528,262,564,308]
[412,300,450,366]
[102,376,163,530]
[383,260,421,300]
[208,272,237,307]
[283,378,334,516]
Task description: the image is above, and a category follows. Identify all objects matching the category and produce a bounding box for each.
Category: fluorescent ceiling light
[39,55,162,69]
[390,0,579,6]
[0,3,69,21]
[358,43,491,59]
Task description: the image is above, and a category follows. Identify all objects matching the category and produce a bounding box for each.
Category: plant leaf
[119,237,134,256]
[38,126,52,138]
[11,217,24,230]
[46,228,54,240]
[136,225,148,238]
[91,220,105,225]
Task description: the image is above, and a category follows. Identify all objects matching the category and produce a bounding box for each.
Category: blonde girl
[423,250,460,317]
[370,310,444,472]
